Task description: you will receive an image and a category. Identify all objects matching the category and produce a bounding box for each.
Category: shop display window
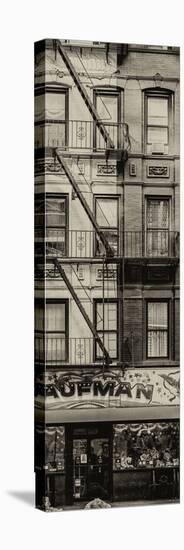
[35,426,65,472]
[113,422,179,471]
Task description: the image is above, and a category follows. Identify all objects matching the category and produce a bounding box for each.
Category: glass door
[88,438,110,500]
[72,433,111,501]
[73,439,88,500]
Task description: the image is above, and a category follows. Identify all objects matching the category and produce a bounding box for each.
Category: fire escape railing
[35,41,130,367]
[35,230,179,259]
[55,151,114,258]
[53,258,111,364]
[57,41,115,149]
[35,335,117,366]
[34,120,128,151]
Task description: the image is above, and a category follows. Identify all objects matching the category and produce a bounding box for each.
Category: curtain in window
[147,302,168,357]
[146,96,169,153]
[45,303,65,331]
[44,123,66,148]
[45,304,66,362]
[35,93,66,121]
[35,92,66,147]
[148,97,168,128]
[146,200,169,256]
[35,303,67,363]
[45,93,65,120]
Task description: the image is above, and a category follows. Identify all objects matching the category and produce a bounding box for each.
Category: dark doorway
[67,423,112,504]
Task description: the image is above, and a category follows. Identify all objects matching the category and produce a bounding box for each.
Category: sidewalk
[60,498,179,512]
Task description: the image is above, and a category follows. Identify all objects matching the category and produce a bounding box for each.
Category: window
[147,301,169,358]
[35,86,68,149]
[35,300,68,364]
[35,426,65,471]
[145,92,172,154]
[146,198,170,256]
[35,195,68,257]
[94,90,120,149]
[113,422,179,471]
[95,196,119,256]
[94,300,118,360]
[45,196,68,256]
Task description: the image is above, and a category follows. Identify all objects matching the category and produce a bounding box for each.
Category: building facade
[34,40,180,510]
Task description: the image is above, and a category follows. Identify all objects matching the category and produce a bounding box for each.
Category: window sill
[141,360,179,368]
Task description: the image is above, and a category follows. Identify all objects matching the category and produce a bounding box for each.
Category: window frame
[35,193,69,258]
[94,195,120,257]
[34,84,69,149]
[113,421,179,472]
[144,90,173,155]
[145,196,171,257]
[94,298,119,361]
[45,193,69,257]
[35,298,69,366]
[146,299,169,360]
[93,89,121,150]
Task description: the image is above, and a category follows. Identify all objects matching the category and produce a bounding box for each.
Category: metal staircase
[45,41,130,367]
[54,259,111,364]
[57,40,115,149]
[55,150,114,257]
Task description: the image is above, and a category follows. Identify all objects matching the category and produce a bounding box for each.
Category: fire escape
[36,40,130,369]
[35,40,179,372]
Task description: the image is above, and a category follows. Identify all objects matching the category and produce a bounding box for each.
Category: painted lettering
[77,383,91,397]
[136,384,153,400]
[93,381,115,397]
[60,383,75,397]
[115,383,132,398]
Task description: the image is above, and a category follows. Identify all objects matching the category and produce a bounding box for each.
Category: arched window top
[35,82,71,95]
[143,85,174,95]
[92,84,124,92]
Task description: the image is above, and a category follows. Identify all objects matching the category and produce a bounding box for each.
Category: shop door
[73,438,88,500]
[72,435,111,501]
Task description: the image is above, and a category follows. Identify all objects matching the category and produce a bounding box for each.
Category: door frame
[65,422,113,505]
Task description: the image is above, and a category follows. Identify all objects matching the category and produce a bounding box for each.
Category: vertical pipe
[122,256,124,370]
[102,255,105,376]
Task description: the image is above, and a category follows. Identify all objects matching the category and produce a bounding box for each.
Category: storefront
[35,418,179,508]
[35,367,179,508]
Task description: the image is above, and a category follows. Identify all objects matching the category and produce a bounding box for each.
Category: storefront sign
[35,368,179,410]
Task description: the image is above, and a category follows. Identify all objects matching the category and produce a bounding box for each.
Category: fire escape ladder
[57,40,115,149]
[55,150,114,257]
[53,258,112,365]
